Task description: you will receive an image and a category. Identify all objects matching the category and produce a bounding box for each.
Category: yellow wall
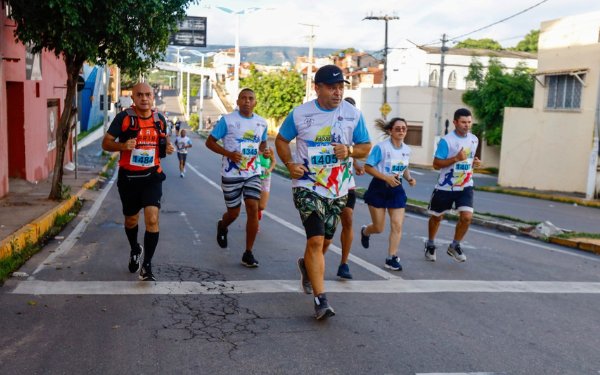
[500,12,600,193]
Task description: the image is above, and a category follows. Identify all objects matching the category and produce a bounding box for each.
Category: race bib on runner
[239,141,259,159]
[454,160,472,173]
[130,148,155,168]
[308,145,340,169]
[390,159,407,175]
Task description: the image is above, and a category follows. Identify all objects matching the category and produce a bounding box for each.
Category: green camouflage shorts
[292,187,348,238]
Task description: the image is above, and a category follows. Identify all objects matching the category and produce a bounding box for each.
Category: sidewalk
[0,138,115,259]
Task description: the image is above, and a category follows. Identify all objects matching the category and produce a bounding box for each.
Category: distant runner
[174,129,192,178]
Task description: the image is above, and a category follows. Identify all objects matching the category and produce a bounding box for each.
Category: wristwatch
[347,144,354,157]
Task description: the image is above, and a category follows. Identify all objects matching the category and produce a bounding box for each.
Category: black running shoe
[241,251,259,267]
[128,244,143,273]
[360,225,370,249]
[216,220,228,248]
[139,264,156,281]
[314,294,335,320]
[297,258,313,294]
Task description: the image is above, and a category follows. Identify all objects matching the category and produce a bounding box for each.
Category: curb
[549,237,600,255]
[477,186,600,208]
[0,152,119,262]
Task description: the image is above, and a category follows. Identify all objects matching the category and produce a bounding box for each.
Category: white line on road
[405,213,600,263]
[11,279,600,295]
[28,172,118,279]
[187,164,401,280]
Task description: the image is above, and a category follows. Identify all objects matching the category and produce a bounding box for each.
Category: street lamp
[188,50,216,129]
[207,6,274,100]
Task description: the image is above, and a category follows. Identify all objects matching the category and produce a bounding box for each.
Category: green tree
[332,48,357,56]
[455,38,504,51]
[511,29,539,53]
[241,66,305,122]
[462,57,534,146]
[7,0,197,200]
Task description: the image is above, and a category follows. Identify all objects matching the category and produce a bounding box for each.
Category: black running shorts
[117,167,165,216]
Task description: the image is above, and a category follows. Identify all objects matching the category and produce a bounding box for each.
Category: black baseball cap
[314,65,349,85]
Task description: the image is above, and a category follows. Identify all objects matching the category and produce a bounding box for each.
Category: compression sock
[427,239,435,247]
[143,231,160,265]
[125,225,139,252]
[450,239,460,249]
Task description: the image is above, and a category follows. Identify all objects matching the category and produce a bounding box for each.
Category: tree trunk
[48,56,84,200]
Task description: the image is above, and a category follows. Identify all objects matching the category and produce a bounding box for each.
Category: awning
[531,68,588,87]
[531,68,588,76]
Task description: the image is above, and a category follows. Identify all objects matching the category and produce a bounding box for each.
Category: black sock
[143,231,159,266]
[124,225,139,252]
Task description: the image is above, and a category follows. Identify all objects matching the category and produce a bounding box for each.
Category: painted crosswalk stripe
[11,279,600,295]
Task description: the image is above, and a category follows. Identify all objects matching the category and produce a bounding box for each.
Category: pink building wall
[0,11,69,197]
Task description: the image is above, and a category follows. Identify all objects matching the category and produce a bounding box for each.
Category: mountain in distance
[168,45,370,66]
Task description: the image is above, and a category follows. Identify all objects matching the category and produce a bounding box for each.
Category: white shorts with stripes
[221,175,262,208]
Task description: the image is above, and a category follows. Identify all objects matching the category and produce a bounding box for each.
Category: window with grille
[546,74,583,110]
[429,70,439,87]
[405,125,423,146]
[448,71,457,89]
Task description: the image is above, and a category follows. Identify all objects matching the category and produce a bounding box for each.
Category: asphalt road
[2,125,600,375]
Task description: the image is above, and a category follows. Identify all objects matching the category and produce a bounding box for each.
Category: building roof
[419,46,537,60]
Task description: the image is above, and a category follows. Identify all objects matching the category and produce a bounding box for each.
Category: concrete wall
[499,11,600,194]
[0,13,69,197]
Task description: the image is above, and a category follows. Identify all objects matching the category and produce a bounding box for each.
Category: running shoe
[314,294,335,320]
[424,244,436,262]
[258,210,263,221]
[297,258,313,294]
[128,245,143,273]
[139,264,156,281]
[385,255,402,271]
[360,225,370,249]
[447,244,467,262]
[241,251,259,267]
[336,263,353,279]
[216,220,228,248]
[180,173,184,178]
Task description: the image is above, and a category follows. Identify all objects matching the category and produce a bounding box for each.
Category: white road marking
[405,213,600,263]
[187,165,401,280]
[28,172,118,279]
[11,279,600,295]
[409,170,424,175]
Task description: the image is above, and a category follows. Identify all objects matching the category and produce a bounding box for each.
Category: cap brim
[317,78,350,85]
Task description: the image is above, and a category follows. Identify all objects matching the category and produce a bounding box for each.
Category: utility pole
[300,23,319,103]
[435,33,449,147]
[364,13,399,119]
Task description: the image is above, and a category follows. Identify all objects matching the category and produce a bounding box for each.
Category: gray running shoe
[424,243,436,262]
[314,294,335,320]
[447,244,467,262]
[297,258,313,294]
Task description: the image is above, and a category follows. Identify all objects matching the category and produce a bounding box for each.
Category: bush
[188,113,200,131]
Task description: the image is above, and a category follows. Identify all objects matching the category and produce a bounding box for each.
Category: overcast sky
[187,0,599,51]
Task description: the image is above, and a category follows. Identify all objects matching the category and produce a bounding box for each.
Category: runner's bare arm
[206,135,242,163]
[102,133,135,152]
[165,135,175,155]
[276,134,307,179]
[433,147,467,170]
[403,168,416,187]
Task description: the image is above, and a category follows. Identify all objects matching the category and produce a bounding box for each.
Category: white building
[387,40,537,90]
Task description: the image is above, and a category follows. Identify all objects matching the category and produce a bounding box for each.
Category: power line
[449,0,549,42]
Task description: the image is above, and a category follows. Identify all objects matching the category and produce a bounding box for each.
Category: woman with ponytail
[360,117,416,271]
